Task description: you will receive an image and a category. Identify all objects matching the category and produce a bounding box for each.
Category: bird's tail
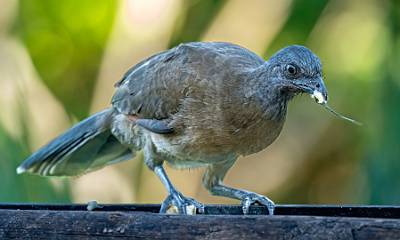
[17,108,134,176]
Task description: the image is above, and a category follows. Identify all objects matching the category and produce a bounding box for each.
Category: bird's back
[111,42,265,120]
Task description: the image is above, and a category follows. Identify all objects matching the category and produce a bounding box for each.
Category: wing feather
[111,42,265,120]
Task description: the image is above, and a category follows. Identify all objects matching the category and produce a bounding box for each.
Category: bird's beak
[293,77,328,104]
[310,77,328,104]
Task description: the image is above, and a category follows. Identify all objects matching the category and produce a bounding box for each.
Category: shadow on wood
[1,204,400,239]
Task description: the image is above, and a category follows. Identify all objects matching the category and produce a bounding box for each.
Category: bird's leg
[203,159,275,215]
[153,165,204,214]
[144,140,203,214]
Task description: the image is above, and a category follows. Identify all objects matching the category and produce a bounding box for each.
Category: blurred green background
[1,0,399,206]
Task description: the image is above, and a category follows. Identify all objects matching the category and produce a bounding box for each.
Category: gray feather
[136,119,174,134]
[17,109,133,176]
[111,42,265,120]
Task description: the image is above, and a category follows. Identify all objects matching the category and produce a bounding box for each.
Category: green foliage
[14,0,117,119]
[265,0,330,56]
[366,0,400,204]
[0,124,69,202]
[169,0,227,48]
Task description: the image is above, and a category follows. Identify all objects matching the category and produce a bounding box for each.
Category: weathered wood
[1,204,400,239]
[3,203,400,218]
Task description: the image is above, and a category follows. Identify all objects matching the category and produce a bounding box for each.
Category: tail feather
[17,109,134,176]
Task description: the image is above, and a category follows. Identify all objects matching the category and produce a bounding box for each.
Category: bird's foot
[241,192,275,215]
[160,190,204,215]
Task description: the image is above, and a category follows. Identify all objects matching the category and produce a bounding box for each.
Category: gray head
[266,45,328,103]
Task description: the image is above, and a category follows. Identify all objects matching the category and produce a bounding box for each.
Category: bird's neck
[244,64,291,122]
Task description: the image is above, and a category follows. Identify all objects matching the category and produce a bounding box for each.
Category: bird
[17,42,328,215]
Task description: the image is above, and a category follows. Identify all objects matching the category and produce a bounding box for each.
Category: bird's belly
[149,132,234,169]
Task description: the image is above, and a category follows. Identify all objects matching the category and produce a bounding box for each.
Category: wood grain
[1,204,400,239]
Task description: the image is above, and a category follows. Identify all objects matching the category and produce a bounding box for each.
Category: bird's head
[267,45,327,104]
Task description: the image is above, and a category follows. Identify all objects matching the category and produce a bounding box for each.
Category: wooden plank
[2,203,400,218]
[1,208,400,239]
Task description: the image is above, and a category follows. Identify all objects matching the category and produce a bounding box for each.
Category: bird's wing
[111,42,265,120]
[111,46,188,120]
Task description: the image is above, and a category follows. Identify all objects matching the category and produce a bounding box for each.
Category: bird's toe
[160,191,203,215]
[241,192,275,215]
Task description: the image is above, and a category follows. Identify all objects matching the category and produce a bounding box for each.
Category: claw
[160,190,204,215]
[240,193,275,215]
[242,197,252,214]
[267,202,275,215]
[160,194,173,213]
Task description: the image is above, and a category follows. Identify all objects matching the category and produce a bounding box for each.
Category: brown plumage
[18,42,328,215]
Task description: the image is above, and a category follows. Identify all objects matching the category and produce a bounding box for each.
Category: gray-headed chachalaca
[18,42,332,215]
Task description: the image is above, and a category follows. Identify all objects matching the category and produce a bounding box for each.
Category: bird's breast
[148,109,286,166]
[233,118,285,156]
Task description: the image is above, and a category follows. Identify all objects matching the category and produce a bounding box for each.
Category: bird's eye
[286,64,298,76]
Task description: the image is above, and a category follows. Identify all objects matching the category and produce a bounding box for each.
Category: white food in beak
[311,90,327,104]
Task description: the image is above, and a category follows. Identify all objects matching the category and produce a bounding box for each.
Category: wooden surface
[1,204,400,239]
